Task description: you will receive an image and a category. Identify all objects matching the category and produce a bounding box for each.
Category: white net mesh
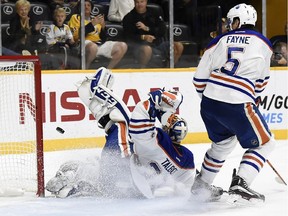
[0,61,38,194]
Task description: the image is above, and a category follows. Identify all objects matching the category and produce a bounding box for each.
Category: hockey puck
[56,127,65,134]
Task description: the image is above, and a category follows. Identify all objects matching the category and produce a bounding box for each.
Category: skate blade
[226,194,264,206]
[189,191,222,203]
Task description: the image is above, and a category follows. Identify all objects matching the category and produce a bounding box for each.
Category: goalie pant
[97,122,140,198]
[129,98,196,188]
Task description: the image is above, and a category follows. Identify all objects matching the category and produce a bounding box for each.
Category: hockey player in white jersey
[129,89,196,196]
[192,3,275,203]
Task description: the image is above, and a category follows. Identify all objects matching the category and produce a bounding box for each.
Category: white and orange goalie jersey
[129,91,196,190]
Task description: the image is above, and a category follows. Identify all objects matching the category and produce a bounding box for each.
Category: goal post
[0,56,44,197]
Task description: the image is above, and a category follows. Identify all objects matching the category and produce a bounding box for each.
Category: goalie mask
[163,114,188,144]
[227,3,257,30]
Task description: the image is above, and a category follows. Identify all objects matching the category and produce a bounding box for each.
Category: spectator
[199,18,229,56]
[46,7,76,69]
[46,8,75,52]
[123,0,184,68]
[107,0,134,23]
[68,0,128,69]
[91,0,108,3]
[270,22,288,46]
[209,18,228,38]
[271,42,288,66]
[8,0,47,54]
[49,0,79,13]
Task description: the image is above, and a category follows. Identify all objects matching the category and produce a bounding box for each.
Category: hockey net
[0,56,44,197]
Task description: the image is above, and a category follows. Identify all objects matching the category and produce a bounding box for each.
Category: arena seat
[98,2,110,20]
[1,3,16,23]
[105,23,124,41]
[29,2,52,21]
[63,3,77,23]
[1,23,11,44]
[91,3,109,20]
[39,20,53,37]
[147,3,164,20]
[173,23,198,67]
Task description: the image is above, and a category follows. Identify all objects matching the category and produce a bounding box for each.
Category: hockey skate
[228,169,265,204]
[190,174,223,202]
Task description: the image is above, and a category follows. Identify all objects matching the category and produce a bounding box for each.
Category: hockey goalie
[46,67,196,198]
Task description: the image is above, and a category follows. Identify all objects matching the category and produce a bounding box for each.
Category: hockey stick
[266,159,287,186]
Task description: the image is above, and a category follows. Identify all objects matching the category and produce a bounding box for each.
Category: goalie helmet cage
[0,56,44,197]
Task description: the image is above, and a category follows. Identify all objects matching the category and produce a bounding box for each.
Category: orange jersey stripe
[129,123,154,129]
[255,81,268,89]
[246,104,270,145]
[211,73,254,95]
[163,91,177,100]
[118,122,129,157]
[194,83,207,88]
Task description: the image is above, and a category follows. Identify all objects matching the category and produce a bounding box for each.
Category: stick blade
[275,176,287,185]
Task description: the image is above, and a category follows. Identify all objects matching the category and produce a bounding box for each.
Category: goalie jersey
[129,99,196,187]
[193,29,273,104]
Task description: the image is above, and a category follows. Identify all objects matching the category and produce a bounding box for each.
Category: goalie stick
[129,154,154,199]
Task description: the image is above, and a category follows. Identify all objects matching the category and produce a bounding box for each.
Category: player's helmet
[167,115,188,144]
[227,3,257,30]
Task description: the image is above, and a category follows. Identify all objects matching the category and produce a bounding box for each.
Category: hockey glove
[148,89,163,110]
[160,90,183,113]
[148,89,163,119]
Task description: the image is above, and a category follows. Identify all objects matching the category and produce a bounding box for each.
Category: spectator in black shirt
[123,0,183,68]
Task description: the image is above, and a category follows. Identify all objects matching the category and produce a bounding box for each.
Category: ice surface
[0,140,287,216]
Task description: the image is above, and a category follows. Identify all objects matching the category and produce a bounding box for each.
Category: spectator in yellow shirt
[68,0,128,69]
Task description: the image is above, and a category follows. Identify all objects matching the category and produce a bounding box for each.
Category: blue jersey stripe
[206,28,272,50]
